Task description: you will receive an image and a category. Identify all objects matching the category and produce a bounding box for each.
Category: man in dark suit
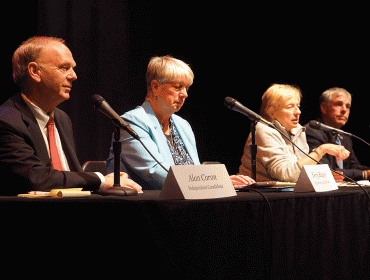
[305,87,370,181]
[0,36,141,195]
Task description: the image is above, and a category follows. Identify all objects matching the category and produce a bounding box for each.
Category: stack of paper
[18,188,91,198]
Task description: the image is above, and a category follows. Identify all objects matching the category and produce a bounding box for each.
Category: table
[1,188,369,279]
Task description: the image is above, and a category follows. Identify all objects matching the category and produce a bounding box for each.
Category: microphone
[308,120,354,137]
[91,94,139,140]
[224,97,274,128]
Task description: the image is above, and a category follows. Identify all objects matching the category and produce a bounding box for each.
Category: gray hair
[319,87,352,105]
[145,55,194,94]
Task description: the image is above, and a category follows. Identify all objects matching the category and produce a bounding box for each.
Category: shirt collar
[21,93,54,128]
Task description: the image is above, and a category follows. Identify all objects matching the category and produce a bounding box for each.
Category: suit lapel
[14,94,51,166]
[142,101,175,166]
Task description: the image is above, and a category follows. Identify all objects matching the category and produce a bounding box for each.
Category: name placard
[159,164,236,200]
[294,164,338,192]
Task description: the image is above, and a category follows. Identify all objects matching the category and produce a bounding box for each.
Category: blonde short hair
[146,56,194,94]
[260,84,302,120]
[12,36,66,89]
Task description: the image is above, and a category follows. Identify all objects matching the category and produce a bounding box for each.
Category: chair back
[82,161,107,176]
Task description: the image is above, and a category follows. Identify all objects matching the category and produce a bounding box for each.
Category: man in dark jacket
[305,87,370,181]
[0,36,141,195]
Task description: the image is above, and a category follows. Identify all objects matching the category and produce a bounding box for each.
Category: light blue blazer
[106,100,200,190]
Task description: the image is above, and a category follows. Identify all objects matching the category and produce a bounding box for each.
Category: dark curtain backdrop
[36,0,141,165]
[6,1,370,175]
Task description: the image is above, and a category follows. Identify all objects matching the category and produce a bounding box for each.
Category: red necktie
[46,116,63,171]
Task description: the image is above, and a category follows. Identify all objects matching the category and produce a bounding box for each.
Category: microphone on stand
[91,94,169,195]
[91,94,138,196]
[224,97,274,128]
[309,120,370,147]
[91,94,139,140]
[224,97,271,181]
[308,120,354,137]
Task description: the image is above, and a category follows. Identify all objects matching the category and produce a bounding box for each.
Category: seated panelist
[107,56,254,189]
[0,36,141,195]
[238,84,350,182]
[305,87,370,181]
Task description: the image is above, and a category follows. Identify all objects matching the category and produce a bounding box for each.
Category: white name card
[159,164,237,200]
[294,164,338,192]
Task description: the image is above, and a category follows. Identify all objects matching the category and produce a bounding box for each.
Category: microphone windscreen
[91,94,105,107]
[224,97,236,108]
[309,120,320,129]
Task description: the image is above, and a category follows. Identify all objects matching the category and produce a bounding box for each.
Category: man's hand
[104,172,143,193]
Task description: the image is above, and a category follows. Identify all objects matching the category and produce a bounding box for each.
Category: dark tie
[46,116,63,171]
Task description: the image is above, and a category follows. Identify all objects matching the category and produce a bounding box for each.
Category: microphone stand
[97,126,138,196]
[113,127,122,187]
[250,121,257,181]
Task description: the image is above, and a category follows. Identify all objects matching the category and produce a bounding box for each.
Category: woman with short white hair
[238,84,350,182]
[107,56,254,189]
